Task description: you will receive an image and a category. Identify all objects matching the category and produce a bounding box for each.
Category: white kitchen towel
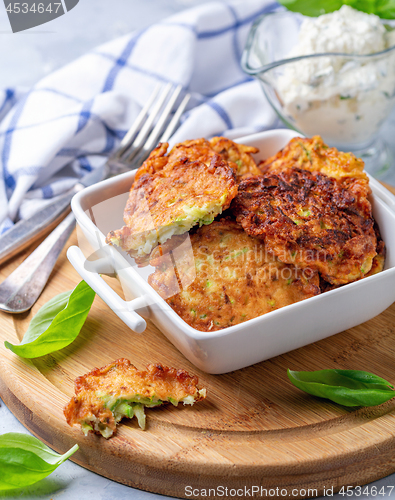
[0,0,280,234]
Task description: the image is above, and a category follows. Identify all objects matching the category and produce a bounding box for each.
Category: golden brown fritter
[209,136,261,178]
[365,222,386,277]
[232,169,377,285]
[133,141,169,182]
[148,219,320,332]
[64,358,206,438]
[135,137,260,182]
[134,139,215,184]
[106,136,261,258]
[319,218,385,292]
[261,136,372,234]
[260,135,368,182]
[106,148,237,256]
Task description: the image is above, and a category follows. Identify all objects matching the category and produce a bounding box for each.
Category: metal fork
[0,84,191,314]
[107,82,190,174]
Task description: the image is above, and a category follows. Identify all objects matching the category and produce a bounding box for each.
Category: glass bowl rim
[242,10,395,76]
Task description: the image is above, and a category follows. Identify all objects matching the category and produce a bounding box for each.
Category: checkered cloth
[0,0,280,234]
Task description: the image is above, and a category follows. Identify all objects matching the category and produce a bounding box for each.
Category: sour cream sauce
[277,6,395,148]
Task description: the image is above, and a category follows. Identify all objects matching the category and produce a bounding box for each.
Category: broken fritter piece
[259,135,368,182]
[148,219,320,331]
[64,359,206,438]
[232,169,377,286]
[106,148,237,256]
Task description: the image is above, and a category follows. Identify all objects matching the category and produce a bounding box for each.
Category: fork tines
[111,83,191,173]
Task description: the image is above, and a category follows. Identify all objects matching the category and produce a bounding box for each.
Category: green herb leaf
[277,0,395,19]
[5,281,95,358]
[0,433,78,491]
[287,369,395,406]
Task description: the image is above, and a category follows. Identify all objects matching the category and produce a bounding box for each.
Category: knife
[0,166,105,266]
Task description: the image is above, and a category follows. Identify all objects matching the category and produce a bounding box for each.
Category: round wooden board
[1,196,395,499]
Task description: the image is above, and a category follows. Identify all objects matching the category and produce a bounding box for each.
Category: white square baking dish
[68,129,395,374]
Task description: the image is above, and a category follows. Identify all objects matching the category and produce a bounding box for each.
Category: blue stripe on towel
[0,89,15,118]
[76,99,93,134]
[42,184,53,199]
[1,93,30,190]
[34,87,83,104]
[225,3,242,64]
[0,110,121,140]
[204,76,253,98]
[5,166,44,186]
[57,147,92,157]
[102,29,146,93]
[79,156,93,171]
[207,101,233,130]
[197,2,279,39]
[95,51,185,90]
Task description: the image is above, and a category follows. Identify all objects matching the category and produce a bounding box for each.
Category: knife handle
[0,183,83,266]
[0,212,76,313]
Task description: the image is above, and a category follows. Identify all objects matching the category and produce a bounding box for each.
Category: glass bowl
[241,10,395,178]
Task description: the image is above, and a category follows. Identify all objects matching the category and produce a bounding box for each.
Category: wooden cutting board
[1,187,395,499]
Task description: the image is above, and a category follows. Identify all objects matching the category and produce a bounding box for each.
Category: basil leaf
[0,433,78,491]
[377,0,395,19]
[278,0,343,17]
[287,369,395,406]
[278,0,395,18]
[5,280,95,358]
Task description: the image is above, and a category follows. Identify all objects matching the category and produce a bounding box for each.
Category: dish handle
[67,246,147,334]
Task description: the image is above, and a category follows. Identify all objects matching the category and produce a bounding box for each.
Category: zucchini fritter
[106,137,260,257]
[147,137,260,181]
[232,169,377,285]
[366,224,386,276]
[260,135,368,182]
[106,148,237,256]
[64,359,206,437]
[148,219,320,332]
[209,136,261,179]
[320,221,386,292]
